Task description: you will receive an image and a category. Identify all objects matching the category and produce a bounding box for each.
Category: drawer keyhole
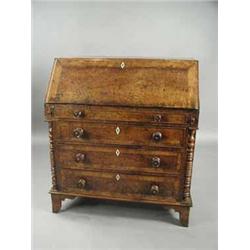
[120,62,125,69]
[115,174,120,181]
[115,126,120,135]
[116,149,120,156]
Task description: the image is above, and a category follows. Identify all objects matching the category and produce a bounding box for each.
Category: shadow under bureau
[44,58,199,227]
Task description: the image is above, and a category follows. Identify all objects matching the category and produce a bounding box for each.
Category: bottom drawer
[60,169,182,202]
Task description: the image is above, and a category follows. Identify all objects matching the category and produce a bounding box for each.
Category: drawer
[53,122,185,148]
[55,144,183,175]
[45,104,188,125]
[60,169,182,202]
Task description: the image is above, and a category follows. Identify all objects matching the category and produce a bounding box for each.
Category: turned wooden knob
[151,157,161,168]
[77,179,86,189]
[150,185,159,195]
[73,111,84,118]
[152,132,162,141]
[73,128,85,138]
[153,114,162,122]
[75,153,85,163]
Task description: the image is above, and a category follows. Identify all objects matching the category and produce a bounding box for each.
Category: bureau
[44,58,199,227]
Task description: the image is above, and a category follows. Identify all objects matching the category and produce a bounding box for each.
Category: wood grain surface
[45,58,199,227]
[45,58,199,109]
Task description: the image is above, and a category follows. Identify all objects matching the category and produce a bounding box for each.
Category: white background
[31,1,218,249]
[0,0,250,250]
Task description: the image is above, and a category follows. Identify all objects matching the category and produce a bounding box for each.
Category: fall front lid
[45,58,199,109]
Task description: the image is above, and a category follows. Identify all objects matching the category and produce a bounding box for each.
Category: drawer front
[60,169,182,202]
[46,104,187,125]
[54,122,185,148]
[55,144,183,174]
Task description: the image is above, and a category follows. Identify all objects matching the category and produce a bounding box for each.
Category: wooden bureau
[44,58,199,227]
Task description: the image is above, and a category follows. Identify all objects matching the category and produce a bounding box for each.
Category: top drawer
[45,104,188,125]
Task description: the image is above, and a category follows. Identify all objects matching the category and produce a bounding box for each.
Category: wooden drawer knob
[152,132,162,141]
[73,128,85,139]
[75,153,85,163]
[73,111,84,118]
[151,157,161,168]
[150,185,159,195]
[153,114,162,122]
[77,179,86,189]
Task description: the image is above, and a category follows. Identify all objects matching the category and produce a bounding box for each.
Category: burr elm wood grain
[54,144,184,175]
[45,104,189,125]
[53,122,186,148]
[60,169,182,202]
[45,58,199,227]
[45,58,199,109]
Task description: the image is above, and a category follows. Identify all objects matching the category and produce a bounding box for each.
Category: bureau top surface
[45,58,199,109]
